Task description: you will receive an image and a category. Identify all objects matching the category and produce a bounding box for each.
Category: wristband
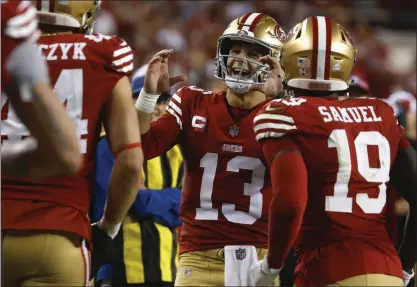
[135,88,159,113]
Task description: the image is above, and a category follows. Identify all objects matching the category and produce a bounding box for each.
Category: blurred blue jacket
[91,136,182,227]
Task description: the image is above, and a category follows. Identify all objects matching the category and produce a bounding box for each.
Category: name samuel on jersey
[318,105,382,123]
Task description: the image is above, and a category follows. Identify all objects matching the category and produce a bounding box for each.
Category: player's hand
[248,55,284,98]
[90,222,115,280]
[144,49,186,94]
[250,255,281,286]
[403,269,415,286]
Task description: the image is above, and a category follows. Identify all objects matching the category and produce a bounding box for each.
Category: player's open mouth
[231,68,251,79]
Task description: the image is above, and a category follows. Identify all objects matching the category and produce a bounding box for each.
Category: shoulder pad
[84,33,134,76]
[253,97,307,141]
[166,86,212,130]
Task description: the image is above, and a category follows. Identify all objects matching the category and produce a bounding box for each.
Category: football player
[251,16,417,286]
[2,1,143,286]
[135,13,286,286]
[1,0,81,178]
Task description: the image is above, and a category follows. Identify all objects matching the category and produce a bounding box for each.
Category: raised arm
[135,49,185,134]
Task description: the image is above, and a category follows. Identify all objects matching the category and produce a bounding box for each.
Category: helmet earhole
[295,29,302,39]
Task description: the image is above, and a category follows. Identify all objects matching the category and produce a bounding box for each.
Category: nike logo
[265,104,283,112]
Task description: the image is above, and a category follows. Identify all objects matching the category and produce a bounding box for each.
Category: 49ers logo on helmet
[267,25,286,42]
[275,25,286,42]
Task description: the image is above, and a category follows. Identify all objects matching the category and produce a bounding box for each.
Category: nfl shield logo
[229,125,239,138]
[184,268,192,277]
[235,248,246,260]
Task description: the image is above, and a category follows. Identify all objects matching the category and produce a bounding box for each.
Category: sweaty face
[226,41,265,80]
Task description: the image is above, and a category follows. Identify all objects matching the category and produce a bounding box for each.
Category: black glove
[90,222,114,280]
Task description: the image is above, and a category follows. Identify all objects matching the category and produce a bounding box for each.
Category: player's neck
[225,89,266,109]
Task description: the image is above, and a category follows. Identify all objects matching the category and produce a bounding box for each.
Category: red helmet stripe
[238,13,251,30]
[311,17,318,79]
[248,13,264,32]
[324,17,332,80]
[311,16,331,80]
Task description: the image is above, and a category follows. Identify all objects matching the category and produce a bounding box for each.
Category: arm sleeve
[141,87,191,159]
[398,134,411,151]
[385,102,411,152]
[108,37,134,76]
[253,100,299,142]
[141,114,182,160]
[262,138,308,269]
[86,33,134,77]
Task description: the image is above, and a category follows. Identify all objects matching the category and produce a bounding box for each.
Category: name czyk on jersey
[38,42,87,61]
[318,105,382,123]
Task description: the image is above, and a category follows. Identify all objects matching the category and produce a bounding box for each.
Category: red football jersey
[1,33,134,242]
[1,0,39,91]
[142,86,272,253]
[253,96,409,286]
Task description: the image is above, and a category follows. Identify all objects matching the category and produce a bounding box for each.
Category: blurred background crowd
[95,1,414,95]
[95,0,416,142]
[96,0,417,143]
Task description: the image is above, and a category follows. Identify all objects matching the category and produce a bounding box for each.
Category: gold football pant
[175,247,279,286]
[328,274,403,286]
[2,230,90,287]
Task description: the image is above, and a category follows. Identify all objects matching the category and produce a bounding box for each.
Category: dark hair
[290,88,348,98]
[157,92,171,104]
[348,85,368,97]
[39,23,79,34]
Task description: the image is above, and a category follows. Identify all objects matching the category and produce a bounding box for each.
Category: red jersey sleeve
[1,1,39,90]
[107,36,134,76]
[253,97,307,141]
[84,33,134,77]
[381,99,411,152]
[1,1,39,43]
[141,86,193,159]
[253,97,306,164]
[393,118,411,151]
[253,99,309,269]
[398,135,411,150]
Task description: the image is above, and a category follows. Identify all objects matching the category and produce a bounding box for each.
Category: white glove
[403,269,415,287]
[250,255,281,286]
